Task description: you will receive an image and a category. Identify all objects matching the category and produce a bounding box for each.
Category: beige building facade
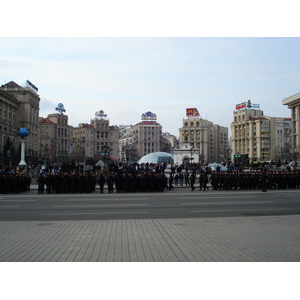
[38,113,72,164]
[132,113,162,158]
[282,92,300,161]
[72,114,119,162]
[231,107,292,163]
[0,80,40,165]
[178,117,229,164]
[272,117,292,162]
[118,112,172,162]
[131,111,171,160]
[0,89,19,163]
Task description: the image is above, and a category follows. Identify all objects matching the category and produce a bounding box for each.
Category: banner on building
[186,108,200,118]
[235,102,246,110]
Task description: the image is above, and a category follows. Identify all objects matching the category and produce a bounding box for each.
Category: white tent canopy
[95,160,106,167]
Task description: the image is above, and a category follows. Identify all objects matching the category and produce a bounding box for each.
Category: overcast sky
[1,2,299,139]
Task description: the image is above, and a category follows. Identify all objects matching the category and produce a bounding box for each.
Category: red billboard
[186,108,200,117]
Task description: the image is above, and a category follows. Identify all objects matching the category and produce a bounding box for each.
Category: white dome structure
[138,152,174,164]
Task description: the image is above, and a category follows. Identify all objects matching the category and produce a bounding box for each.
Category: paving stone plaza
[1,214,299,262]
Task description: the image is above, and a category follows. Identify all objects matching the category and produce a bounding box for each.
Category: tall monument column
[18,128,29,167]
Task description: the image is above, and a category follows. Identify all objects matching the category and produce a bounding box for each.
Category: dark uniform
[98,174,106,193]
[190,172,196,191]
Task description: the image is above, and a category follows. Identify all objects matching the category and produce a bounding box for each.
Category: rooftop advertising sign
[26,79,38,92]
[55,103,66,114]
[95,110,108,118]
[235,102,246,110]
[236,100,260,110]
[186,108,200,118]
[141,111,157,120]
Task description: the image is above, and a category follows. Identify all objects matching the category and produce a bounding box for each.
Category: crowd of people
[1,161,300,194]
[209,171,300,191]
[34,171,169,194]
[0,173,31,194]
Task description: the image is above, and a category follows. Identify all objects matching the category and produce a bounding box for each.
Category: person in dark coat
[203,173,209,191]
[13,174,21,194]
[199,173,204,191]
[174,173,179,186]
[98,174,106,193]
[70,174,78,193]
[190,172,196,191]
[107,173,115,193]
[261,171,268,192]
[169,173,174,190]
[37,174,45,194]
[54,173,62,194]
[45,173,53,194]
[179,172,184,186]
[61,173,69,193]
[185,171,190,186]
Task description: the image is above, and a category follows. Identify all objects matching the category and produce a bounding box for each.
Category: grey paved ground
[1,214,299,262]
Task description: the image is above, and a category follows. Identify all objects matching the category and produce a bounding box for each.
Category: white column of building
[256,120,262,161]
[249,122,254,162]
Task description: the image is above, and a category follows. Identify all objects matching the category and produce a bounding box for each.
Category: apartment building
[231,106,292,163]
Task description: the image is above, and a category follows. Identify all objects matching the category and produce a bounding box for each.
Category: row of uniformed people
[210,171,300,190]
[37,173,98,194]
[0,174,31,194]
[99,172,168,193]
[36,171,169,194]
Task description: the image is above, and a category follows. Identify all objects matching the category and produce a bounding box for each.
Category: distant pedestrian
[190,172,196,191]
[179,172,184,186]
[169,174,174,190]
[98,174,106,193]
[261,171,268,192]
[107,173,114,193]
[174,173,179,186]
[185,171,190,186]
[37,174,45,194]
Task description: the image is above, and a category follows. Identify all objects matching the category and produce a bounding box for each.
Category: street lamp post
[190,147,195,164]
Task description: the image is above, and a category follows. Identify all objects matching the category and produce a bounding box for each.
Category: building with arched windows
[178,113,229,164]
[173,143,200,166]
[71,111,119,162]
